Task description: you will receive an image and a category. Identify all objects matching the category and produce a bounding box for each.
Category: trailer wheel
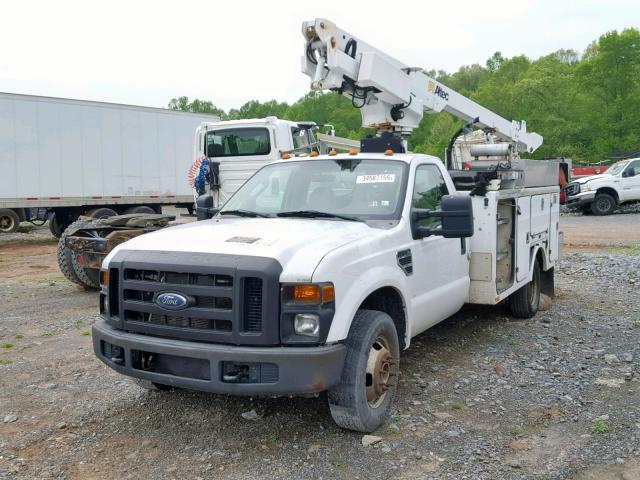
[0,209,20,233]
[508,260,541,318]
[328,310,400,432]
[124,205,156,215]
[57,220,87,286]
[590,193,616,215]
[86,207,118,219]
[48,212,70,238]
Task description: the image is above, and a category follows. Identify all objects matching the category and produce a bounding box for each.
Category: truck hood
[107,217,380,282]
[574,173,610,184]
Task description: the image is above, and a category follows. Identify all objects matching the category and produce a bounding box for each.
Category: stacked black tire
[57,220,100,290]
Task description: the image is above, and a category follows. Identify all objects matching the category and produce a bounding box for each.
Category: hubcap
[0,215,14,232]
[597,198,611,211]
[365,336,398,408]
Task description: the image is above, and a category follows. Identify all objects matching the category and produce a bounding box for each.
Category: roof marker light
[328,149,337,156]
[348,149,358,155]
[309,151,319,157]
[384,149,394,156]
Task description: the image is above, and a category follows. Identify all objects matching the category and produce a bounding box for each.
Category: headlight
[582,183,591,192]
[294,313,320,336]
[280,283,335,344]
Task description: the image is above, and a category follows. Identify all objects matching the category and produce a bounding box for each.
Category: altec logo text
[428,81,449,101]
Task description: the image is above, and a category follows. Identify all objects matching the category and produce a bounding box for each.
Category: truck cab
[564,158,640,215]
[192,117,320,206]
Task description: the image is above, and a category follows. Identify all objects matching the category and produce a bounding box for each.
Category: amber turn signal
[321,284,335,303]
[293,285,321,303]
[99,270,108,285]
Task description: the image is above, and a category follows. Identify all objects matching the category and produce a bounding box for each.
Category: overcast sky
[1,0,638,111]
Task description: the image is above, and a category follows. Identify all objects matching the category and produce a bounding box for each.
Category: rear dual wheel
[508,261,541,318]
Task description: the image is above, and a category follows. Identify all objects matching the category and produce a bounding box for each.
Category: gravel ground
[1,217,639,479]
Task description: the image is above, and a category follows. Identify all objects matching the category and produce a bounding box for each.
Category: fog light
[294,313,320,337]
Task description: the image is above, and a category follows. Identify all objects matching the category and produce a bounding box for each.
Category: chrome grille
[565,182,580,196]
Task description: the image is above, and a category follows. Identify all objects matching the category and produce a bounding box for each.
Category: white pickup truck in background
[564,158,640,215]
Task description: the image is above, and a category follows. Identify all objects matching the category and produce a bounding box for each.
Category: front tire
[328,310,400,432]
[508,260,541,318]
[590,193,616,215]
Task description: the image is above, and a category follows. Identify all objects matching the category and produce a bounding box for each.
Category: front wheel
[590,193,616,215]
[328,309,400,432]
[508,260,541,318]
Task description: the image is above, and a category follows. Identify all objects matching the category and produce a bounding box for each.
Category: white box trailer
[0,92,220,235]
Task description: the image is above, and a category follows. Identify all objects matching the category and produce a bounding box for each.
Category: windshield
[206,128,271,157]
[220,159,408,220]
[607,160,629,176]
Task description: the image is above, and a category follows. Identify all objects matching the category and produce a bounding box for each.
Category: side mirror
[623,167,635,178]
[195,193,219,221]
[411,195,474,240]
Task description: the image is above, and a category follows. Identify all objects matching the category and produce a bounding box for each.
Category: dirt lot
[1,213,639,480]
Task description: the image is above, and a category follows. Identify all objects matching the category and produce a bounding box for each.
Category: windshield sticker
[356,174,396,184]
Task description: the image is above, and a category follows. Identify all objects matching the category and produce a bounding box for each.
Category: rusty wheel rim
[366,335,397,408]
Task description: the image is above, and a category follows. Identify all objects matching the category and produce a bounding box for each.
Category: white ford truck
[564,158,640,215]
[92,18,560,432]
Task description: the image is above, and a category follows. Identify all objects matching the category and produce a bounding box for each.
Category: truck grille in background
[243,277,263,332]
[565,182,580,196]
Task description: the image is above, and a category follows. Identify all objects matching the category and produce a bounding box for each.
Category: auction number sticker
[356,174,396,184]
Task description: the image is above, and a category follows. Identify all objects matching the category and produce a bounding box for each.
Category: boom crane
[301,18,543,157]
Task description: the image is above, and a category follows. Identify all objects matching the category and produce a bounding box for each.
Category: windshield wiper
[219,209,272,218]
[277,210,364,222]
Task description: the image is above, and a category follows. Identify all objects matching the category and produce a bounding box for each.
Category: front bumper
[92,320,346,395]
[564,191,595,209]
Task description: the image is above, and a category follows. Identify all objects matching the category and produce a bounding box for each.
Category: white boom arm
[302,18,542,153]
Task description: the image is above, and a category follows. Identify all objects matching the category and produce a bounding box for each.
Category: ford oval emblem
[155,292,189,310]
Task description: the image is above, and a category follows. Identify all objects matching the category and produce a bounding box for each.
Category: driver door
[621,159,640,202]
[408,164,470,336]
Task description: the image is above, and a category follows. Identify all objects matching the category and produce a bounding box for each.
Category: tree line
[169,28,640,164]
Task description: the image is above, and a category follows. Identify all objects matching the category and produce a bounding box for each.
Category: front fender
[314,263,411,347]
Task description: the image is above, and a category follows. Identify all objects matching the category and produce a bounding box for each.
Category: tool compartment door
[516,197,530,282]
[530,194,551,236]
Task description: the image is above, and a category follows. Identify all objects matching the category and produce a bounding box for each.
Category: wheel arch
[595,187,619,204]
[357,286,408,350]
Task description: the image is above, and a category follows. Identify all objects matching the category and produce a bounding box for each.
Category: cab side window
[625,159,640,175]
[412,165,449,226]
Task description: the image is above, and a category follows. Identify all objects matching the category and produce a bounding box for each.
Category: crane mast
[301,18,543,155]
